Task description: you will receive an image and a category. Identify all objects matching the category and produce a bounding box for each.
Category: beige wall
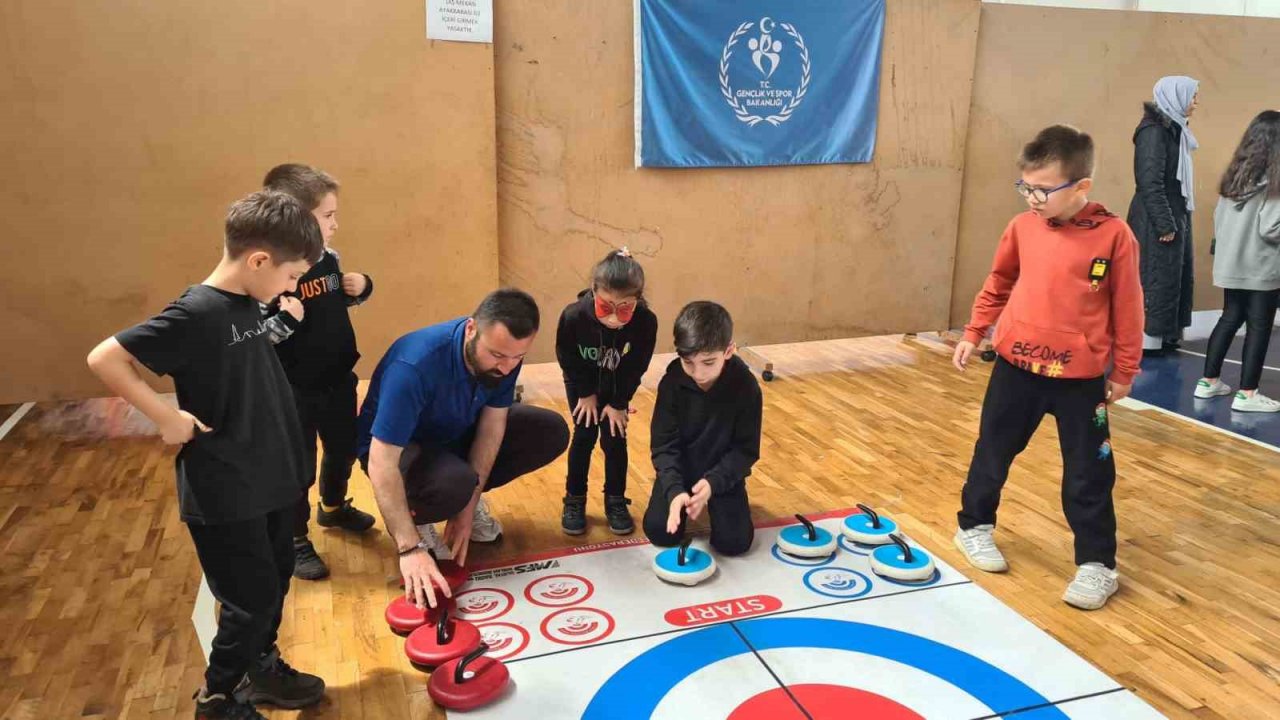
[0,0,498,403]
[952,3,1280,327]
[494,0,983,362]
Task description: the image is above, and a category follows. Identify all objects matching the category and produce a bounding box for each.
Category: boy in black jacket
[556,248,658,535]
[260,164,376,580]
[643,301,761,556]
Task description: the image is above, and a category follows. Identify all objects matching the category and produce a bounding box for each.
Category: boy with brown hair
[260,163,377,581]
[87,190,328,718]
[953,125,1144,611]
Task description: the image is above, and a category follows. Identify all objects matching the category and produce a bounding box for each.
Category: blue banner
[636,0,885,168]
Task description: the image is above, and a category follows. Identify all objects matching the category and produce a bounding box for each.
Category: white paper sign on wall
[426,0,493,43]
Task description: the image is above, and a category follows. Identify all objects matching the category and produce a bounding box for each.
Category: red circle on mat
[475,622,531,661]
[453,588,515,622]
[524,574,595,608]
[539,607,616,646]
[727,684,923,720]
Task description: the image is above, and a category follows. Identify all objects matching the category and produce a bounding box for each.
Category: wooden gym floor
[0,335,1277,719]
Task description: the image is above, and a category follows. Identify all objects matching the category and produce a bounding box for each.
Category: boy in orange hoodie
[952,125,1143,611]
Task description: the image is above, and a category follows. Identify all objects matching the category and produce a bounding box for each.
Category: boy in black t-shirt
[88,191,328,719]
[259,164,376,581]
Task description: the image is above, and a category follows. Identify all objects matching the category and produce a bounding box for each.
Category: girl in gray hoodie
[1196,111,1280,411]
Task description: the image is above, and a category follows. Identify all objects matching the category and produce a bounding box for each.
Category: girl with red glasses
[554,248,658,536]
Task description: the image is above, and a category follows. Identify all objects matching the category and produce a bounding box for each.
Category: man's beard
[466,335,507,389]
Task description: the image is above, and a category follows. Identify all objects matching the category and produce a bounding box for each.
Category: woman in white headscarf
[1126,76,1200,356]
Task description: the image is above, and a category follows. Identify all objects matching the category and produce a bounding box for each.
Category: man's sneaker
[194,689,266,720]
[1063,562,1119,610]
[241,646,325,709]
[292,537,329,581]
[1232,390,1280,413]
[604,495,635,535]
[1194,378,1233,399]
[316,498,376,532]
[415,523,453,561]
[953,525,1009,573]
[561,495,587,536]
[470,496,503,542]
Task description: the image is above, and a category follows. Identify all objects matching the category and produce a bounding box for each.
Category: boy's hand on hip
[162,410,210,445]
[1106,381,1131,403]
[953,341,976,372]
[342,272,368,297]
[279,295,304,321]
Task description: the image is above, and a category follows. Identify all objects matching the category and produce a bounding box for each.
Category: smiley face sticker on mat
[540,607,616,645]
[524,574,595,608]
[453,588,516,622]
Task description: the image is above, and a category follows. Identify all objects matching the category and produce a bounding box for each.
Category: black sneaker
[193,689,266,720]
[604,495,635,535]
[241,646,325,709]
[316,498,376,532]
[292,537,330,581]
[561,494,587,536]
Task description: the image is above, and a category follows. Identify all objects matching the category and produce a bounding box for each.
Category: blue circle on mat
[872,543,933,571]
[802,567,873,599]
[837,536,875,556]
[582,617,1068,719]
[842,513,898,539]
[770,544,835,567]
[654,546,713,574]
[779,524,835,550]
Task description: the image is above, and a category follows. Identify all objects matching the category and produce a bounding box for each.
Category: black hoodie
[651,355,762,503]
[555,289,658,409]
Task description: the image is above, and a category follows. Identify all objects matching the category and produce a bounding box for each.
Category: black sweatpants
[362,404,570,524]
[957,357,1118,568]
[293,373,358,536]
[565,393,629,497]
[642,480,754,557]
[187,506,294,695]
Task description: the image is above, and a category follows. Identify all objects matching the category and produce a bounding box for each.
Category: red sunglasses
[594,295,637,323]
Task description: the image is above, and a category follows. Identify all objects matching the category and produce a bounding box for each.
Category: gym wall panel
[0,0,498,403]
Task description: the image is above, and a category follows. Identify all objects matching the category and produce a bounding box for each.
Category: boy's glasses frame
[1015,180,1078,203]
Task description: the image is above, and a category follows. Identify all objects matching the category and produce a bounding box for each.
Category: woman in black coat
[1126,76,1200,355]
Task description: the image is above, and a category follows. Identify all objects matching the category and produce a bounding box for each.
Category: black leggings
[1203,289,1279,391]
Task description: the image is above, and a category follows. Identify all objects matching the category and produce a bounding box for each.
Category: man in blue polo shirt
[357,289,569,608]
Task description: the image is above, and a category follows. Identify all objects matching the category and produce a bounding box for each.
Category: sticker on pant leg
[1097,440,1112,461]
[1092,403,1108,429]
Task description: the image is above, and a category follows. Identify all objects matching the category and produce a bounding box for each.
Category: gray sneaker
[1063,562,1119,610]
[953,525,1009,573]
[470,496,503,542]
[415,523,453,561]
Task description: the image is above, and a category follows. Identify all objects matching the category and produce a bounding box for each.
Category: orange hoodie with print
[962,202,1145,386]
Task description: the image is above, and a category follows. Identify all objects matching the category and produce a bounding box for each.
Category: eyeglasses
[594,296,637,323]
[1015,180,1078,203]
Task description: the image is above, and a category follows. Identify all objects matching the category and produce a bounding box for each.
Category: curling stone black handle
[795,514,817,542]
[454,642,490,685]
[855,504,881,529]
[436,603,453,645]
[678,537,693,566]
[888,533,914,563]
